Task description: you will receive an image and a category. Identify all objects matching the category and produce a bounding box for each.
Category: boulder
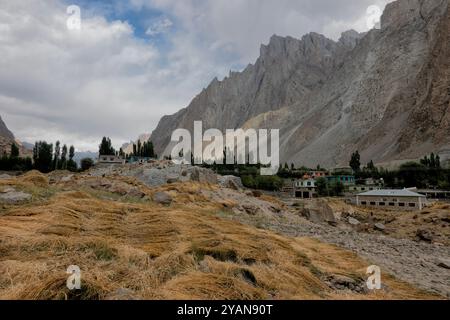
[326,274,367,293]
[302,200,337,225]
[166,177,180,184]
[61,175,74,182]
[416,229,433,242]
[105,288,140,300]
[219,176,243,190]
[252,190,263,198]
[348,217,360,226]
[189,167,217,185]
[374,223,386,231]
[0,189,32,203]
[153,191,173,206]
[242,204,258,215]
[127,188,146,199]
[436,258,450,270]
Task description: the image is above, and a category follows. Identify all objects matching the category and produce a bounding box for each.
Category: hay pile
[0,173,438,300]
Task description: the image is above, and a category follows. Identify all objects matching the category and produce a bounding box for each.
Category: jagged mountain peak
[0,116,14,141]
[151,0,450,167]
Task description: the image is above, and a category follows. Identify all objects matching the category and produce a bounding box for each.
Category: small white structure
[295,179,316,188]
[98,155,125,165]
[356,189,427,211]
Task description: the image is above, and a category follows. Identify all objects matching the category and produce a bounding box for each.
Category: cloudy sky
[0,0,392,151]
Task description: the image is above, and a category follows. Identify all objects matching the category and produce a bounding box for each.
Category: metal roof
[357,189,426,197]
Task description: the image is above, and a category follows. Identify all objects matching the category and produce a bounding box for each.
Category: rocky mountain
[152,0,450,168]
[0,116,32,157]
[0,116,14,141]
[1,116,18,155]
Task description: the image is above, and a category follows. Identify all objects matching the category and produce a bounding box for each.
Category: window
[379,202,385,206]
[370,202,376,206]
[399,203,405,207]
[409,203,416,207]
[361,201,367,205]
[389,203,395,206]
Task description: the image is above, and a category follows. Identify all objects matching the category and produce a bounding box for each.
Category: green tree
[350,151,361,173]
[10,143,19,158]
[398,162,427,188]
[33,141,54,173]
[66,145,77,172]
[61,144,68,170]
[80,158,94,171]
[53,141,60,170]
[331,181,345,196]
[316,177,329,196]
[99,137,115,156]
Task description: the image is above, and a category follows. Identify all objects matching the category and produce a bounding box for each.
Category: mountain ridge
[151,0,450,168]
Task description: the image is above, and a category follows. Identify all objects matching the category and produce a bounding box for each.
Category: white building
[356,189,427,211]
[98,155,125,165]
[294,179,317,199]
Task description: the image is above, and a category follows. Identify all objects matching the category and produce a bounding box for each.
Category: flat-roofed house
[98,155,125,165]
[356,189,427,211]
[294,179,317,199]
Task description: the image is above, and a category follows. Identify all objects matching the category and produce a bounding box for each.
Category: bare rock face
[0,116,15,155]
[152,31,360,158]
[0,115,30,156]
[152,0,450,168]
[0,116,14,140]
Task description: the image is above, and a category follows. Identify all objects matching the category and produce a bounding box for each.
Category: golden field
[0,171,440,300]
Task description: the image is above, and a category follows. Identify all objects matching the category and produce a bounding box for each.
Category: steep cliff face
[0,116,30,156]
[151,31,362,156]
[0,116,15,155]
[152,0,450,168]
[0,116,14,141]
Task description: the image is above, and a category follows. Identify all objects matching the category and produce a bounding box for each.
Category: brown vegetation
[0,172,440,300]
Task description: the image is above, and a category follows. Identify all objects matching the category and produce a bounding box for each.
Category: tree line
[98,136,156,159]
[350,151,450,190]
[0,141,83,173]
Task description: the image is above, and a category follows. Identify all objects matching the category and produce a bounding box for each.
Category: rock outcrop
[0,115,31,156]
[152,0,450,168]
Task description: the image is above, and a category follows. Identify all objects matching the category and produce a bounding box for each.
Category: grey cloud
[0,0,392,151]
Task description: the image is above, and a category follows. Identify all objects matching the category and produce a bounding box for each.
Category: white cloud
[0,0,394,151]
[145,17,173,36]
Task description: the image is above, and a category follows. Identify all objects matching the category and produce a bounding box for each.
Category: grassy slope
[0,171,439,300]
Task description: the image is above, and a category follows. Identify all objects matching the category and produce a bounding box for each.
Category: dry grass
[0,172,440,300]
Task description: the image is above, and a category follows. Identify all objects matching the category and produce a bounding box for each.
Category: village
[96,138,450,213]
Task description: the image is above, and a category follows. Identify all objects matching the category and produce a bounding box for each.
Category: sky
[0,0,393,151]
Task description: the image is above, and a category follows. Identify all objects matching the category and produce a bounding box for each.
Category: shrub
[80,158,94,171]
